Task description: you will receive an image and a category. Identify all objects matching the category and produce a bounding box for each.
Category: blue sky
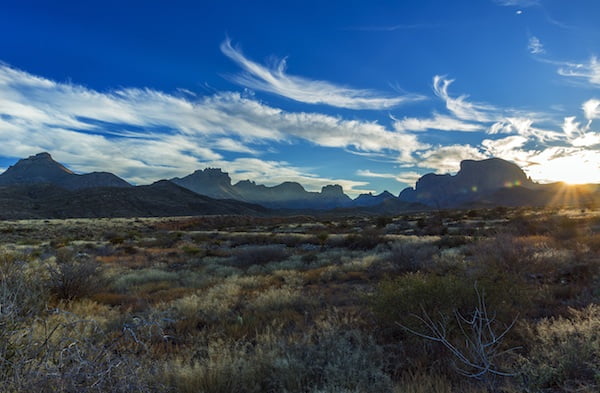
[0,0,599,196]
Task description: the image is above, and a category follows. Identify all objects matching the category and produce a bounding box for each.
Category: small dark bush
[344,228,384,250]
[231,245,289,268]
[388,242,438,272]
[436,235,471,249]
[46,249,104,300]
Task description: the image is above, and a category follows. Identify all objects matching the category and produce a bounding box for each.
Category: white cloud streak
[356,169,423,187]
[557,56,600,86]
[433,75,497,122]
[220,39,424,110]
[392,113,483,132]
[494,0,539,6]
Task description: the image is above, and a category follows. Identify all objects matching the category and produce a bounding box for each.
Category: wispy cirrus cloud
[557,56,600,86]
[343,23,440,32]
[220,39,424,110]
[528,36,545,54]
[0,63,421,191]
[356,169,423,187]
[433,75,498,122]
[392,113,483,132]
[493,0,539,6]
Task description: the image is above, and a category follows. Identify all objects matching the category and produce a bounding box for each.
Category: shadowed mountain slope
[0,181,267,219]
[0,152,131,190]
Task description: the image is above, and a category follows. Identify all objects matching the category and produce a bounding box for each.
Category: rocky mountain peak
[320,184,344,196]
[0,152,131,190]
[189,168,232,185]
[0,152,73,182]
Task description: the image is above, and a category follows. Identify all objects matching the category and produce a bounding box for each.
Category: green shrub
[371,273,478,332]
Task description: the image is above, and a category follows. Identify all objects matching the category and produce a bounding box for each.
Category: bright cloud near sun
[526,150,600,185]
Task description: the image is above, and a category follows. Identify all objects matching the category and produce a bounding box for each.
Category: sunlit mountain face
[0,1,599,196]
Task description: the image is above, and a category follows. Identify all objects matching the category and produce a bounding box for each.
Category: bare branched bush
[397,286,519,388]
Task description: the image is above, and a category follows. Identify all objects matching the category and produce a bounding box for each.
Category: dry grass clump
[517,305,600,392]
[172,281,243,322]
[112,268,180,292]
[394,370,489,393]
[161,320,392,393]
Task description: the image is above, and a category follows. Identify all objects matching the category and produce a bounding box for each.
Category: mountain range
[0,152,597,219]
[0,153,266,219]
[171,168,355,209]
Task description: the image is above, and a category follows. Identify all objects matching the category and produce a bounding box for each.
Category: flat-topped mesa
[321,184,344,196]
[170,167,242,200]
[454,158,532,191]
[0,152,131,190]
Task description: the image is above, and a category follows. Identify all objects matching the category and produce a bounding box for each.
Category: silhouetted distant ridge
[172,168,353,209]
[353,191,397,207]
[0,152,131,190]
